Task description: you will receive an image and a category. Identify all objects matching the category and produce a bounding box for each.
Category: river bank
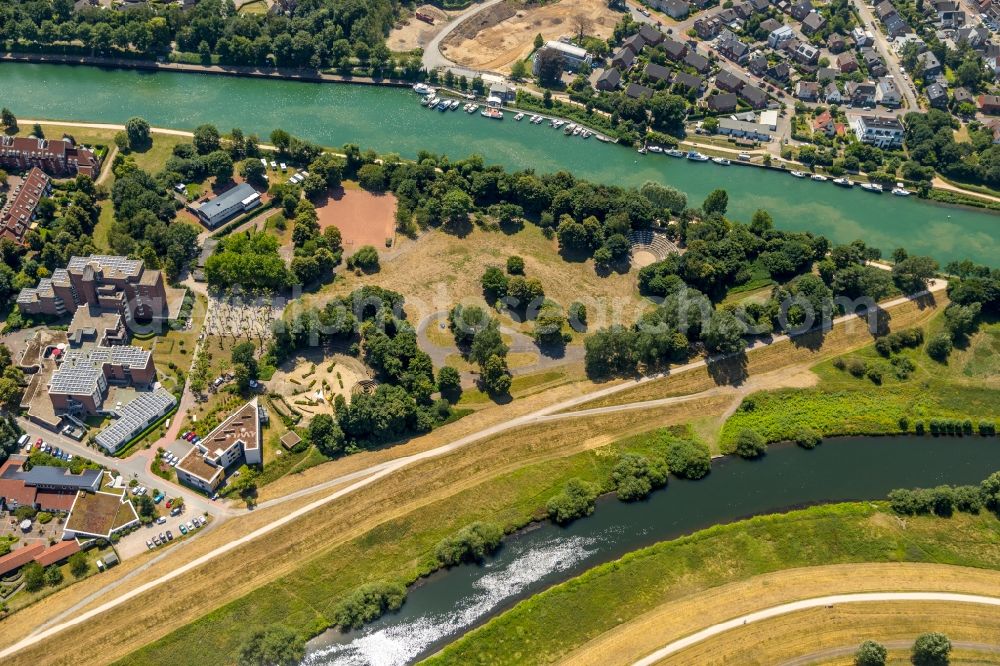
[302,435,1000,665]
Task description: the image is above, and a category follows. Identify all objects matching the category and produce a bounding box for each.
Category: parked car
[179,524,188,535]
[146,539,154,550]
[153,536,161,546]
[186,521,195,531]
[170,507,182,517]
[34,437,42,448]
[158,532,166,543]
[166,531,174,541]
[155,516,167,525]
[53,447,61,457]
[67,455,74,462]
[166,500,173,509]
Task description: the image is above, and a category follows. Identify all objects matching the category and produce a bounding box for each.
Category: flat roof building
[95,388,177,454]
[48,344,155,416]
[852,115,905,147]
[192,183,261,229]
[0,135,101,178]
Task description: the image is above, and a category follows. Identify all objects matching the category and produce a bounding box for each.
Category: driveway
[422,0,506,77]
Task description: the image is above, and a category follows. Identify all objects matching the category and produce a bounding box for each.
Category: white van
[17,434,29,448]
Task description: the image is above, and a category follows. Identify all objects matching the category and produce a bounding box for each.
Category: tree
[347,245,380,273]
[68,551,90,579]
[664,438,711,479]
[440,189,473,230]
[44,564,63,587]
[481,266,509,300]
[611,453,669,501]
[854,640,887,666]
[231,341,258,387]
[193,124,221,155]
[892,255,938,294]
[702,188,729,216]
[1,108,16,131]
[240,158,267,188]
[912,632,951,666]
[16,561,44,593]
[437,365,462,400]
[535,48,564,85]
[943,302,981,340]
[124,116,151,150]
[639,181,687,214]
[734,429,767,458]
[480,354,511,394]
[357,164,386,191]
[649,92,688,133]
[546,478,599,524]
[705,309,746,355]
[534,33,545,49]
[308,414,345,457]
[506,255,525,275]
[237,625,305,666]
[136,494,156,521]
[926,333,953,361]
[510,59,528,80]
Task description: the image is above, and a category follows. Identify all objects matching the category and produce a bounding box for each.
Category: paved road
[849,0,919,111]
[422,0,505,78]
[631,592,1000,665]
[0,281,946,657]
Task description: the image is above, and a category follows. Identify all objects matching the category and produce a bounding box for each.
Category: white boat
[552,120,565,129]
[564,123,576,135]
[596,135,611,142]
[861,182,883,193]
[648,145,664,153]
[533,116,544,124]
[686,151,709,161]
[425,96,438,107]
[463,103,472,112]
[790,170,807,178]
[637,146,647,155]
[810,174,828,182]
[412,83,432,95]
[481,107,503,119]
[664,149,685,157]
[712,157,731,166]
[891,184,912,196]
[514,112,525,121]
[420,96,431,106]
[737,152,752,161]
[450,99,461,110]
[581,130,591,139]
[832,177,854,187]
[529,115,539,123]
[437,100,450,111]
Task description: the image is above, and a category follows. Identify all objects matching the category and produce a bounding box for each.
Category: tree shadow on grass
[707,352,748,387]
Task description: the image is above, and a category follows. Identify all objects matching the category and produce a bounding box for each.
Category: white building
[718,117,773,141]
[532,40,592,75]
[852,115,905,148]
[758,109,779,130]
[768,25,795,48]
[176,399,262,494]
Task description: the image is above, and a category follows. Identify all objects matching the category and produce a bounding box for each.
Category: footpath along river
[302,435,1000,666]
[1,62,998,265]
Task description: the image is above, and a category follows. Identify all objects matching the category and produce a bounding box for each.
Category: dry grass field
[387,4,451,52]
[441,0,619,73]
[565,563,1000,666]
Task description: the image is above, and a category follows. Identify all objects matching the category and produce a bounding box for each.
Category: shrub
[237,625,305,666]
[846,358,867,377]
[979,421,997,436]
[898,416,909,432]
[332,581,407,630]
[791,426,822,449]
[915,421,925,435]
[734,429,767,458]
[435,522,504,567]
[912,632,951,666]
[926,333,952,361]
[546,478,600,524]
[36,512,53,524]
[346,245,380,273]
[854,639,888,666]
[610,453,669,502]
[865,363,883,384]
[832,357,846,370]
[664,438,711,479]
[506,255,525,275]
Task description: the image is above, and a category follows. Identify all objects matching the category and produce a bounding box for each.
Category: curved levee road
[632,592,1000,666]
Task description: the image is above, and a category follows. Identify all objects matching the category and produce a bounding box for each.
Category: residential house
[718,34,751,63]
[0,136,101,178]
[852,27,874,47]
[707,92,739,111]
[749,0,770,10]
[827,34,846,53]
[533,41,592,74]
[768,25,795,48]
[926,82,949,107]
[596,67,622,91]
[176,400,262,494]
[1,167,51,245]
[766,62,791,82]
[845,80,878,106]
[623,33,646,55]
[655,0,691,18]
[795,80,821,101]
[918,51,943,76]
[812,109,837,135]
[611,47,636,71]
[933,0,966,28]
[694,16,724,39]
[740,84,769,108]
[644,63,672,86]
[817,66,839,82]
[824,81,844,103]
[955,26,988,49]
[802,12,826,35]
[875,0,897,21]
[791,0,813,21]
[663,38,689,61]
[791,42,819,64]
[489,83,516,103]
[860,47,884,71]
[883,13,910,37]
[760,18,783,33]
[673,72,705,95]
[837,51,859,72]
[875,77,902,106]
[952,86,974,107]
[716,69,746,92]
[748,55,768,76]
[718,117,773,140]
[684,51,711,73]
[852,114,905,147]
[625,82,655,100]
[734,1,756,19]
[639,24,666,46]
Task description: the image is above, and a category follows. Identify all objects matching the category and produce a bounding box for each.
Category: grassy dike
[111,424,693,666]
[425,503,1000,665]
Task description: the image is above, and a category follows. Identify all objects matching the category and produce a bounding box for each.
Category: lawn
[238,0,268,14]
[92,201,116,252]
[427,504,1000,665]
[719,316,1000,451]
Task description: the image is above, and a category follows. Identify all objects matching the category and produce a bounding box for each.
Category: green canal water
[2,62,998,265]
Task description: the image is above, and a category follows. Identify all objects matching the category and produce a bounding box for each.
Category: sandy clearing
[315,187,397,256]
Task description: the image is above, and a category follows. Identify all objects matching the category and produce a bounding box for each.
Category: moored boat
[412,83,432,95]
[664,148,685,157]
[450,99,461,110]
[861,182,883,193]
[790,170,807,178]
[712,157,731,165]
[637,146,647,154]
[469,104,479,113]
[686,150,709,161]
[481,107,503,119]
[832,177,854,187]
[572,126,582,135]
[648,145,663,153]
[891,183,912,196]
[810,174,828,182]
[564,123,576,135]
[514,112,525,121]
